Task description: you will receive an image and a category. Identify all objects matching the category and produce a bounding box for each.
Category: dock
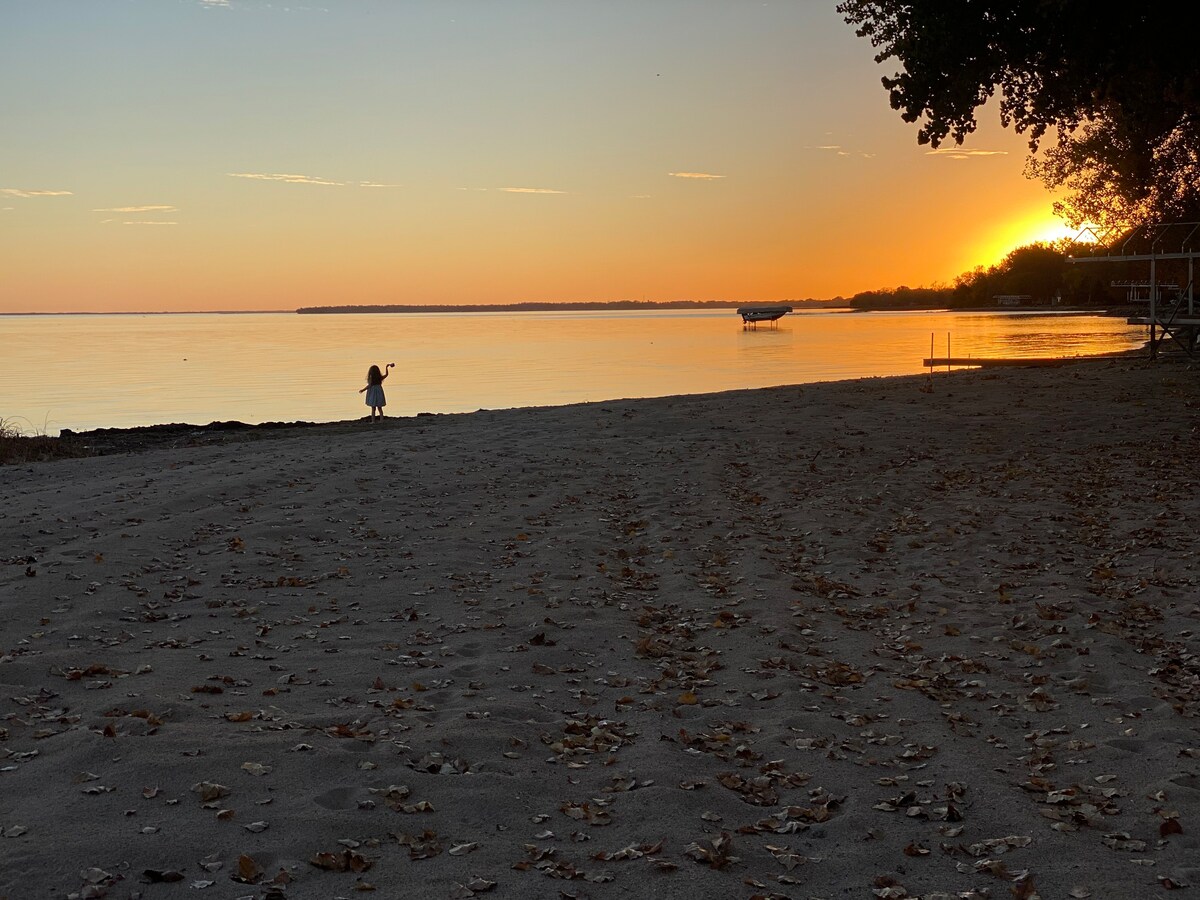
[924,357,1082,368]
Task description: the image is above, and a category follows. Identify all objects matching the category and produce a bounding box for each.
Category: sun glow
[971,210,1098,271]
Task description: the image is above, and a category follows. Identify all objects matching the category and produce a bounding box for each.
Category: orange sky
[1,1,1077,313]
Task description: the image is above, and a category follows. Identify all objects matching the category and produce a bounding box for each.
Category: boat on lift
[736,304,793,326]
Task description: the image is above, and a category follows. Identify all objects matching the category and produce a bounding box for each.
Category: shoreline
[5,345,1151,463]
[2,304,1134,318]
[4,356,1199,897]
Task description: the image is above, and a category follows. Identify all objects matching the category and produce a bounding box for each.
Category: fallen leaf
[233,854,263,884]
[310,849,374,872]
[142,869,184,883]
[1160,818,1183,837]
[191,782,231,802]
[684,832,738,869]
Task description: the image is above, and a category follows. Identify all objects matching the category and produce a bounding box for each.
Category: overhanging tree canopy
[837,2,1200,228]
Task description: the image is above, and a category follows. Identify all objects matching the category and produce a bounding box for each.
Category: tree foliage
[838,1,1200,228]
[848,242,1115,310]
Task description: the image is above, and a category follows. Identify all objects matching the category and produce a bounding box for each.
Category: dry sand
[2,358,1199,900]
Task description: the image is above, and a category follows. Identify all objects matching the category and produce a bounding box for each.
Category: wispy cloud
[926,148,1008,159]
[94,205,177,213]
[228,172,342,185]
[199,1,331,10]
[805,144,875,158]
[669,172,725,179]
[358,181,402,189]
[1,188,73,198]
[499,187,566,194]
[122,220,178,226]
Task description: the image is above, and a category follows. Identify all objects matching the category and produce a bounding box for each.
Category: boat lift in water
[1066,221,1200,357]
[737,305,793,328]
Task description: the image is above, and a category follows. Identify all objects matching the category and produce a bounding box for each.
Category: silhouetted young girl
[359,362,393,421]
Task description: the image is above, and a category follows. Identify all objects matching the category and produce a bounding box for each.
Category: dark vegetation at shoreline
[297,299,847,314]
[0,419,344,466]
[0,419,90,465]
[299,242,1155,314]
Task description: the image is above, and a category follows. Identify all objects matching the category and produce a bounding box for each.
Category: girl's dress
[365,383,385,408]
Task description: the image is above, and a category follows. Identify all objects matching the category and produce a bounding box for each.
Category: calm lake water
[1,308,1146,434]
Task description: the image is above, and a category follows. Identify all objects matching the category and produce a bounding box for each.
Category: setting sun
[965,208,1093,271]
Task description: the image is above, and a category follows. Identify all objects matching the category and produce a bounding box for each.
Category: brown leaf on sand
[717,772,778,806]
[560,800,612,825]
[142,869,184,883]
[124,709,163,726]
[61,663,127,681]
[684,832,738,869]
[192,781,231,802]
[1160,817,1183,837]
[325,721,376,740]
[310,849,374,872]
[370,784,410,809]
[451,878,497,897]
[543,716,636,758]
[765,844,810,870]
[591,840,665,862]
[233,854,263,884]
[395,828,443,860]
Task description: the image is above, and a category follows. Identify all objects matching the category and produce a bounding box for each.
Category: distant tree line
[296,299,845,314]
[299,242,1172,316]
[845,241,1135,310]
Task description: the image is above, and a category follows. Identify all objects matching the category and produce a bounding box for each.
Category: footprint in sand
[457,642,484,658]
[1103,737,1147,755]
[312,786,360,810]
[1169,773,1200,793]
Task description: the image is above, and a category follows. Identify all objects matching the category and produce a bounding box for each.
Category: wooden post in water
[923,332,934,393]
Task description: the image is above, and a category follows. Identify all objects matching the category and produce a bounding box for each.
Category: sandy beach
[3,357,1199,900]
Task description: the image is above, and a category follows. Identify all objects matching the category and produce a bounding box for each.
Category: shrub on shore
[0,418,90,465]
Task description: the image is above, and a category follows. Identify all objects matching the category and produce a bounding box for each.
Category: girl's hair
[367,365,383,385]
